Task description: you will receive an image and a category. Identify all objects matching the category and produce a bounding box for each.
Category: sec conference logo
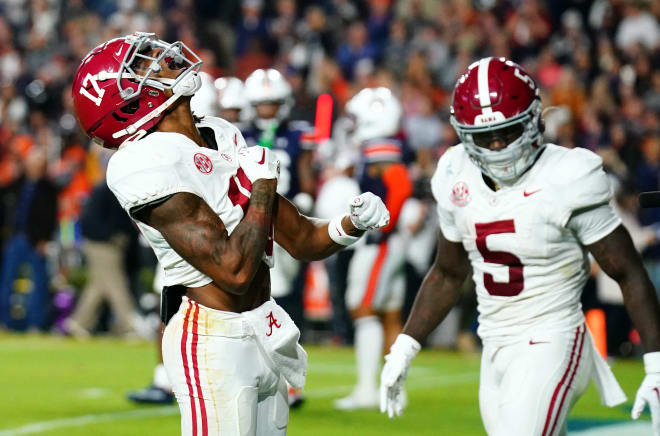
[194,153,213,174]
[451,181,471,207]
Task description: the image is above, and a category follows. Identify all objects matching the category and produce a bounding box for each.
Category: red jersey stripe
[548,326,586,436]
[190,301,208,436]
[181,300,197,436]
[541,325,581,436]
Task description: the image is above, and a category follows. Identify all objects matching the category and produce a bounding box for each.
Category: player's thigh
[345,243,380,310]
[255,375,289,436]
[373,236,406,312]
[347,237,406,312]
[163,313,268,435]
[478,345,501,436]
[494,326,592,436]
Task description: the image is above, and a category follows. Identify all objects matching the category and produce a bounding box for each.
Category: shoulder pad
[106,132,191,212]
[548,146,613,226]
[431,145,469,205]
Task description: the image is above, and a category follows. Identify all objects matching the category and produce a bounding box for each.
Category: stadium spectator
[64,181,139,338]
[0,146,57,331]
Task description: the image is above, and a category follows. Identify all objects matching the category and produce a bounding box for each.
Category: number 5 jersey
[431,143,621,344]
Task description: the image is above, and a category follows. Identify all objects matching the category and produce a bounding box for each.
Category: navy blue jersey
[242,119,314,199]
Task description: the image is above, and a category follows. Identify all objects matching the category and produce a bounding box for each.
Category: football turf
[0,332,653,435]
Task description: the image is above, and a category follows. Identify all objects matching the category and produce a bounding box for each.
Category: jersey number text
[475,219,524,296]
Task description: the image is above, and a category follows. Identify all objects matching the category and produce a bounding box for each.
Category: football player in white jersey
[380,57,660,436]
[71,32,390,436]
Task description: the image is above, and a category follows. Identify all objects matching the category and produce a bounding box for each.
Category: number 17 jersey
[431,144,620,344]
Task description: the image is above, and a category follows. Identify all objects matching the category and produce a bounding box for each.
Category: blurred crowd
[0,0,659,357]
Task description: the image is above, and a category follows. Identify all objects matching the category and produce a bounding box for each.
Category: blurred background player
[315,148,361,346]
[214,76,248,129]
[334,87,413,410]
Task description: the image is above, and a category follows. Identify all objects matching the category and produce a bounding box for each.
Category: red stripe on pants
[190,301,208,436]
[361,241,388,308]
[541,326,582,436]
[547,326,586,436]
[181,301,197,436]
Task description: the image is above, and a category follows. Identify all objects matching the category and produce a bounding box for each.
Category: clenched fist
[349,192,390,231]
[237,146,280,182]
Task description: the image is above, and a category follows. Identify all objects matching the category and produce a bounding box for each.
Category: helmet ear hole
[121,100,140,114]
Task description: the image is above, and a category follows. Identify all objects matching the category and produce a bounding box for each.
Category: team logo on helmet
[451,181,471,207]
[194,153,213,174]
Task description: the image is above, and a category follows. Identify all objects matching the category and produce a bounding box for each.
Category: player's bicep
[432,229,470,281]
[133,192,233,276]
[587,224,642,282]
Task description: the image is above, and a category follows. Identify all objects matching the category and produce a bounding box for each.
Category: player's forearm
[402,267,464,343]
[291,215,364,261]
[226,179,277,291]
[619,273,660,353]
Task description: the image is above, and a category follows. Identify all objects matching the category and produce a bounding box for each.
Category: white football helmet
[214,77,246,110]
[244,68,292,126]
[190,71,220,116]
[345,87,402,145]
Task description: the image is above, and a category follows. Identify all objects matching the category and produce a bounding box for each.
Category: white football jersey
[107,116,272,288]
[431,144,620,344]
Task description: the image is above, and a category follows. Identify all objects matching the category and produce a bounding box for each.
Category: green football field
[0,332,653,435]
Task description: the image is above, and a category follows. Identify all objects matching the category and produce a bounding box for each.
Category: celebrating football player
[380,57,660,436]
[71,32,390,436]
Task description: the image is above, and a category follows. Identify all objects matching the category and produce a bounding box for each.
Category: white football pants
[162,297,290,436]
[479,324,593,436]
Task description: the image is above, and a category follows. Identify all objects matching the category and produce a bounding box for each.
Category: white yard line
[0,407,179,436]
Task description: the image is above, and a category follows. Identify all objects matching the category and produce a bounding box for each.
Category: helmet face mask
[119,33,202,98]
[450,57,544,185]
[72,32,202,148]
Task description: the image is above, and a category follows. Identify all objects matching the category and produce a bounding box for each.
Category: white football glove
[349,192,390,231]
[380,334,421,418]
[631,352,660,435]
[237,146,280,182]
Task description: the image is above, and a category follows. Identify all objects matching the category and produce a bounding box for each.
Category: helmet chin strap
[112,72,202,141]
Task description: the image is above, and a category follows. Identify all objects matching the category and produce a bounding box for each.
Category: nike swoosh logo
[115,46,123,57]
[524,189,541,197]
[654,387,660,401]
[529,339,550,345]
[257,148,266,165]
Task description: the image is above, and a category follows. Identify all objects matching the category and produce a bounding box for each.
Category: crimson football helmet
[71,32,202,148]
[450,57,544,184]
